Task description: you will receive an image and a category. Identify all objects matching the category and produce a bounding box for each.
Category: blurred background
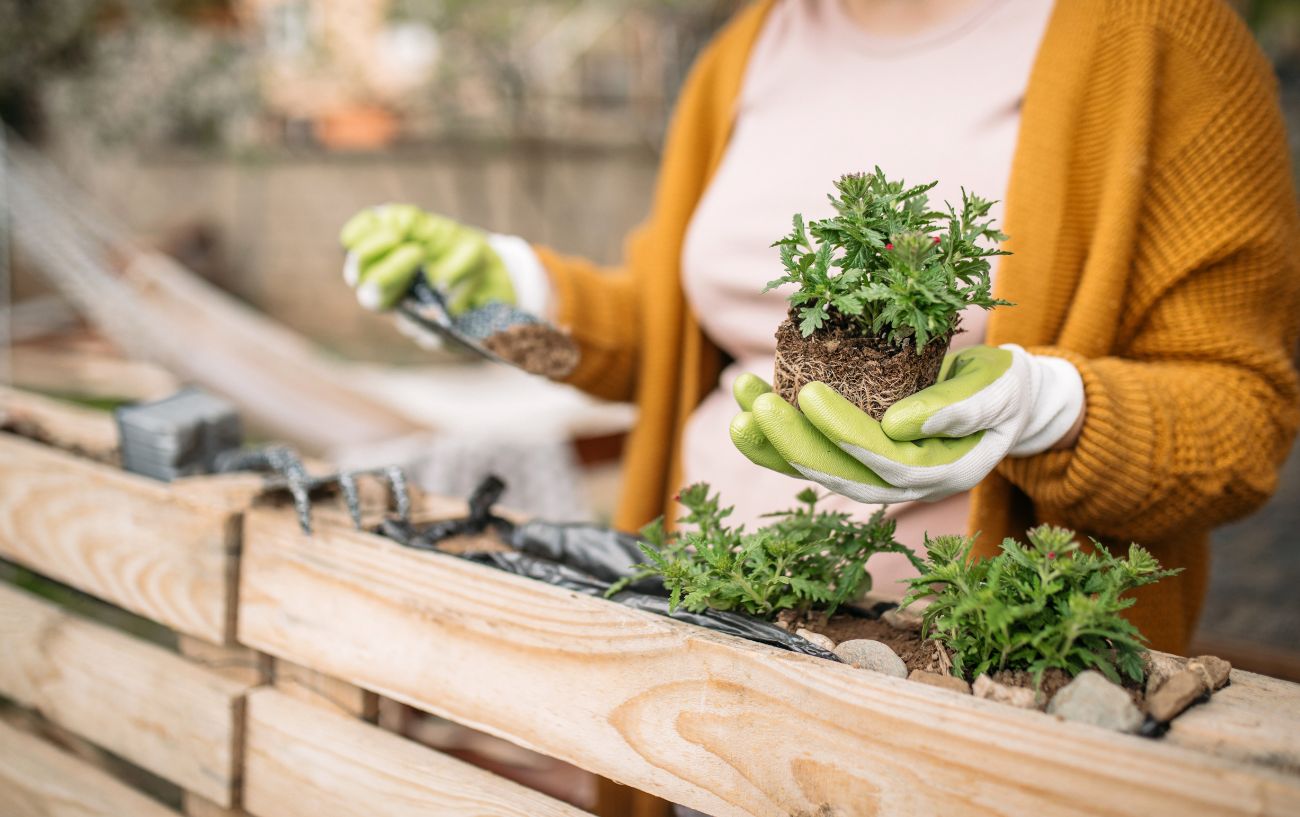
[1,1,1299,806]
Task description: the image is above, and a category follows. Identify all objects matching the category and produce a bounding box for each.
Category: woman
[341,0,1300,654]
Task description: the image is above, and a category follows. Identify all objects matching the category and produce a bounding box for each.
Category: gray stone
[1147,669,1209,722]
[833,639,907,678]
[1187,655,1232,691]
[1047,670,1143,733]
[796,628,836,652]
[909,669,971,695]
[1142,652,1187,696]
[881,608,923,632]
[972,674,1039,710]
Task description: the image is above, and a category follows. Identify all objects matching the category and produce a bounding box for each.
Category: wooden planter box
[5,386,1299,816]
[0,430,256,644]
[238,508,1300,817]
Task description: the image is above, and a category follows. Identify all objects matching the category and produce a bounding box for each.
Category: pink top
[680,0,1053,598]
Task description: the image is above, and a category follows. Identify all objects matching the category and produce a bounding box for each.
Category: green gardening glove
[339,204,515,314]
[729,345,1085,503]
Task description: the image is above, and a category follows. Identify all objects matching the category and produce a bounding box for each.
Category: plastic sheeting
[379,477,844,662]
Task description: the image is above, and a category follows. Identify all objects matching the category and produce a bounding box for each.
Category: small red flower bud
[885,243,894,250]
[932,235,941,244]
[1047,552,1057,560]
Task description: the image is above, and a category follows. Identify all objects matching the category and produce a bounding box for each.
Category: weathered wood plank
[238,509,1300,817]
[243,689,587,817]
[0,583,253,805]
[9,346,180,402]
[0,433,240,641]
[0,385,119,459]
[1164,668,1300,776]
[0,718,181,817]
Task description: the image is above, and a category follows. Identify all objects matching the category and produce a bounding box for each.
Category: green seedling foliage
[901,526,1181,685]
[609,484,922,619]
[766,168,1011,351]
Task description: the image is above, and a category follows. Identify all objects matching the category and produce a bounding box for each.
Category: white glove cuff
[487,233,552,319]
[1010,348,1085,457]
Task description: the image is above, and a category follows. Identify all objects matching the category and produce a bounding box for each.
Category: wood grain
[1164,667,1300,776]
[0,385,119,459]
[0,718,181,817]
[0,433,240,641]
[238,509,1300,817]
[0,583,253,805]
[243,688,588,817]
[9,346,180,402]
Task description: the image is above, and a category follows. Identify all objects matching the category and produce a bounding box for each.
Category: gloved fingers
[842,429,1013,493]
[349,227,405,266]
[414,214,457,252]
[377,203,423,237]
[356,242,424,310]
[789,460,933,504]
[750,392,893,489]
[882,345,1018,440]
[729,411,801,477]
[463,259,516,311]
[339,208,381,248]
[798,382,984,473]
[425,238,485,288]
[733,372,773,411]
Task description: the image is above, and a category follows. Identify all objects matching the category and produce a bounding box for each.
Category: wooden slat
[0,385,119,458]
[238,509,1300,817]
[0,583,253,805]
[0,433,240,641]
[0,718,181,817]
[1165,668,1300,775]
[243,689,587,817]
[9,346,180,402]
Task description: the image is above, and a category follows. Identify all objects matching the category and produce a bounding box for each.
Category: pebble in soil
[973,674,1040,710]
[832,640,908,678]
[1147,669,1212,723]
[796,628,836,652]
[1047,670,1144,733]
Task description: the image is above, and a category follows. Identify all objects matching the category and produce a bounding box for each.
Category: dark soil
[810,614,950,674]
[482,324,580,379]
[773,316,953,420]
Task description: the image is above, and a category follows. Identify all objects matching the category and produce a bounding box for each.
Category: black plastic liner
[377,476,842,662]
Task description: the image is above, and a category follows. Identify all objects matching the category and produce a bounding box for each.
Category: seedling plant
[768,167,1010,350]
[901,526,1181,685]
[611,483,921,619]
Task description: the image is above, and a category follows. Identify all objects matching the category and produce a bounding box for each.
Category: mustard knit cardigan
[534,0,1300,652]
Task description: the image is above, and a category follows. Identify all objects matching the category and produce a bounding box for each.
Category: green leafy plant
[766,168,1011,350]
[901,526,1181,684]
[610,483,922,619]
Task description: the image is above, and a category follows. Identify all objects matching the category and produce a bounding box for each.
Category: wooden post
[177,636,269,817]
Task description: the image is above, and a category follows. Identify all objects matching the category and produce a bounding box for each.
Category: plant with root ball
[767,169,1012,418]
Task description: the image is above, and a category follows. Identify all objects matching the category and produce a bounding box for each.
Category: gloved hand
[339,204,515,314]
[729,344,1085,503]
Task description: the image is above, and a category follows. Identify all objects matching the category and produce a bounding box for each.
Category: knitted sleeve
[999,13,1300,543]
[531,242,641,402]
